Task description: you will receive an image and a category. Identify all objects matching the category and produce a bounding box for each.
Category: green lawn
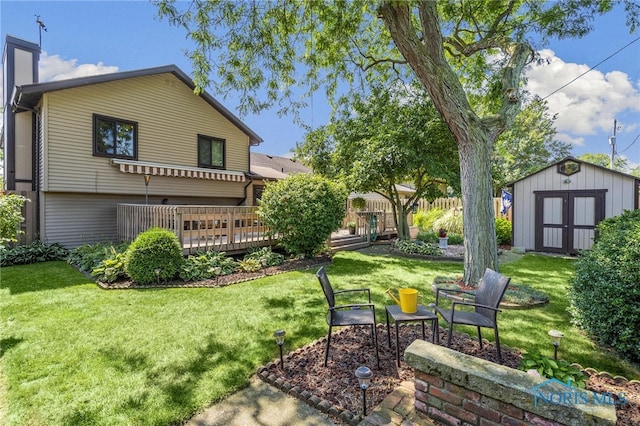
[0,252,638,425]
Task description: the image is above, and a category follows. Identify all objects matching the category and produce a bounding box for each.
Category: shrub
[416,231,463,245]
[447,233,464,245]
[495,218,512,245]
[568,209,640,363]
[0,193,27,247]
[433,208,463,235]
[416,230,437,243]
[392,239,442,256]
[236,258,262,272]
[125,228,183,285]
[179,251,237,282]
[68,242,129,272]
[258,174,347,257]
[413,208,444,232]
[0,240,69,266]
[350,196,366,210]
[244,247,284,267]
[518,350,587,388]
[91,249,127,283]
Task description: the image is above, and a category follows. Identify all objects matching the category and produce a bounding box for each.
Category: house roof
[507,156,640,186]
[10,64,263,146]
[250,152,311,179]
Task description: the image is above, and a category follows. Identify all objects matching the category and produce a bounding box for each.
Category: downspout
[237,174,254,206]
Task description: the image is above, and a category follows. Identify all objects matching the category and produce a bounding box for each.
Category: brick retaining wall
[404,340,616,426]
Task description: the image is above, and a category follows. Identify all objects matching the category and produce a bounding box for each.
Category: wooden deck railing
[117,204,274,255]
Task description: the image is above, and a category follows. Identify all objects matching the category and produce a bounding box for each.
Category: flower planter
[438,237,448,249]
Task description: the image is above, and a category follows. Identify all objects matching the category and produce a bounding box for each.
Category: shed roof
[10,64,263,146]
[507,156,640,186]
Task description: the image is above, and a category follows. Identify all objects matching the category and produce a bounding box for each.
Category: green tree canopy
[493,99,571,192]
[578,153,628,172]
[296,83,458,240]
[156,0,639,285]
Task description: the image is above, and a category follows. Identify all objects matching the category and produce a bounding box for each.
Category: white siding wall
[513,162,638,250]
[41,73,250,198]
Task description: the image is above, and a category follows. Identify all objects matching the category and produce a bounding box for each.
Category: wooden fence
[344,197,512,229]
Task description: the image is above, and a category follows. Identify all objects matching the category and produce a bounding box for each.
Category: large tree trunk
[379,1,501,285]
[458,131,499,284]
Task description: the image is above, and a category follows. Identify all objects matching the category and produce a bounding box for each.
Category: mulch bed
[258,325,640,425]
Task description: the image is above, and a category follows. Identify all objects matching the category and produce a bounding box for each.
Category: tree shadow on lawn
[92,332,267,424]
[0,336,23,358]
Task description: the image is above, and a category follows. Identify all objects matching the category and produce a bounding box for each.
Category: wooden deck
[117,204,275,255]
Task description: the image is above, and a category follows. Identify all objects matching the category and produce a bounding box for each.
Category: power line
[541,35,640,101]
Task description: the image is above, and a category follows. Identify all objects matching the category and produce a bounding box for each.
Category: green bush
[569,209,640,363]
[68,242,129,272]
[518,350,587,388]
[413,208,444,232]
[350,196,366,210]
[258,174,347,257]
[179,251,237,282]
[91,249,127,283]
[416,230,463,245]
[433,208,463,235]
[125,228,183,285]
[0,240,69,266]
[236,258,262,272]
[392,239,442,256]
[0,193,27,247]
[495,218,512,245]
[244,247,284,267]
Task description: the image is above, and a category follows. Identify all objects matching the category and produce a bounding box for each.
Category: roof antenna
[35,15,47,48]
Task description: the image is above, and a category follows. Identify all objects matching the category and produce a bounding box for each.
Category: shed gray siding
[512,160,639,252]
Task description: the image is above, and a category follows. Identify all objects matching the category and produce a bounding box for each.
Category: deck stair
[330,234,370,253]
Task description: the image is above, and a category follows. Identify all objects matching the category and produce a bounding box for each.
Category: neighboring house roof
[10,64,263,146]
[351,184,416,200]
[250,152,311,179]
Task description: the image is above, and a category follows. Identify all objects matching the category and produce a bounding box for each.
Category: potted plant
[347,221,357,235]
[438,228,448,249]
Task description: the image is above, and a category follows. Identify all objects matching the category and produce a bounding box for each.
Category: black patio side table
[385,304,439,367]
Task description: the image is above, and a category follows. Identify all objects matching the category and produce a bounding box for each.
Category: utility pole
[609,119,617,170]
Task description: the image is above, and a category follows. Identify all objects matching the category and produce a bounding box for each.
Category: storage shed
[510,157,640,254]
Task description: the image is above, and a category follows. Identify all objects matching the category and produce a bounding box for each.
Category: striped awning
[111,159,246,182]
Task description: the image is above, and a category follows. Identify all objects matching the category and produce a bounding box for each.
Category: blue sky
[2,1,639,168]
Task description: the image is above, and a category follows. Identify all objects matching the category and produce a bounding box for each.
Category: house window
[198,135,225,169]
[93,114,137,159]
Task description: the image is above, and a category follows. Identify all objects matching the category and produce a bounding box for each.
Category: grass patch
[0,253,638,425]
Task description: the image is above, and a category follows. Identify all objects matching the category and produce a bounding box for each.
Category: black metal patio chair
[316,266,379,368]
[432,268,511,363]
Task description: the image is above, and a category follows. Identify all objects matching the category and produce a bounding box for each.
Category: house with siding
[509,156,639,254]
[2,35,263,248]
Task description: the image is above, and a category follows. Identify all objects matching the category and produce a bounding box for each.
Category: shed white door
[534,190,606,254]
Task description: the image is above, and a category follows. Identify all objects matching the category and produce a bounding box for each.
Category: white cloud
[39,52,119,82]
[525,49,640,140]
[556,132,586,147]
